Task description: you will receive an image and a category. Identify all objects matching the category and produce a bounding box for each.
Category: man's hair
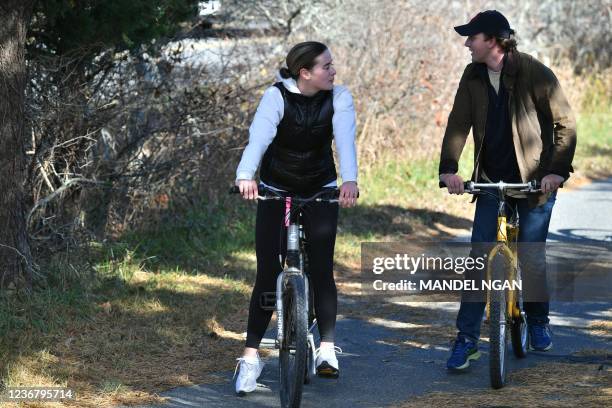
[484,33,518,53]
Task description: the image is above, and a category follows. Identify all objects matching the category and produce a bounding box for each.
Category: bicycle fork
[486,215,521,321]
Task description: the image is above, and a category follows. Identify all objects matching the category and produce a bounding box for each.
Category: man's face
[464,33,495,62]
[300,49,336,91]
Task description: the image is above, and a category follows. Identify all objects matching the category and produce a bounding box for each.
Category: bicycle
[230,184,341,408]
[440,179,546,389]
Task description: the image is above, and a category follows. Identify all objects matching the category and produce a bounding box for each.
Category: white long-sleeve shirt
[236,73,358,188]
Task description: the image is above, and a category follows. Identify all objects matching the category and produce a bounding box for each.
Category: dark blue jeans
[456,192,556,342]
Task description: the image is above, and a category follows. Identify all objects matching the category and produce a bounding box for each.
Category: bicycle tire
[304,340,312,385]
[511,311,528,358]
[279,274,308,408]
[303,246,315,385]
[489,252,509,389]
[510,263,528,358]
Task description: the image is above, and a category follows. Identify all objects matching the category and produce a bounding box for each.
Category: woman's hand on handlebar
[236,179,258,200]
[339,181,359,208]
[440,173,465,194]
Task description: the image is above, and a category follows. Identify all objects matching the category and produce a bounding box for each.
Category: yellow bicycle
[442,180,544,388]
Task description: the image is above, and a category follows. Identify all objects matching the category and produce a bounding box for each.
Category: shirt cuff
[236,171,254,181]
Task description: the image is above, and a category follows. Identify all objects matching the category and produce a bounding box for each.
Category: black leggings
[245,198,339,349]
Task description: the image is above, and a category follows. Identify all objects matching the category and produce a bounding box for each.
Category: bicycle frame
[485,189,522,321]
[461,181,536,321]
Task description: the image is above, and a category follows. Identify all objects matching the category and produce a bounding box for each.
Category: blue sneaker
[529,323,552,351]
[446,336,481,371]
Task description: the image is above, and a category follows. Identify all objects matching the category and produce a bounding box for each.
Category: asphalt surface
[134,178,612,408]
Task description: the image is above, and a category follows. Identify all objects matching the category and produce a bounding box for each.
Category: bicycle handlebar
[229,185,358,203]
[437,179,565,193]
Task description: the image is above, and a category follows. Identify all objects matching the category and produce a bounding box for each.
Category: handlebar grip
[229,184,267,194]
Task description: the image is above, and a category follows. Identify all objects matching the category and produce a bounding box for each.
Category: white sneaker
[315,345,342,378]
[234,354,265,396]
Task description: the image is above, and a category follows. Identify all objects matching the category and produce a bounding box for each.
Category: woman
[233,41,359,396]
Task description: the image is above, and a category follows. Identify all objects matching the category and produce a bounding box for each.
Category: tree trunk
[0,1,35,289]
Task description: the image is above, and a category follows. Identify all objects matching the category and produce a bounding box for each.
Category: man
[439,10,576,371]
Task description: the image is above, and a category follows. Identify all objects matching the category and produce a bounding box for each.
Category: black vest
[259,82,337,193]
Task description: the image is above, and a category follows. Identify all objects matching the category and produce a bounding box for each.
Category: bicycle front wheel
[279,274,308,408]
[488,253,510,389]
[510,264,528,358]
[511,310,528,358]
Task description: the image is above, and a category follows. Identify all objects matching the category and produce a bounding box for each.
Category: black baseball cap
[454,10,514,38]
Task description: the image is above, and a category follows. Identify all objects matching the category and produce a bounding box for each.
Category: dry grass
[1,271,252,408]
[394,358,611,408]
[587,320,612,339]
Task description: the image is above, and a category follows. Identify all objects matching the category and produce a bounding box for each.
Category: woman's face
[300,49,336,91]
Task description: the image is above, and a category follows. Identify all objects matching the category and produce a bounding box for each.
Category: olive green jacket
[439,51,577,207]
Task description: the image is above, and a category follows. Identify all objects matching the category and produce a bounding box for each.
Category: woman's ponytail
[279,67,293,79]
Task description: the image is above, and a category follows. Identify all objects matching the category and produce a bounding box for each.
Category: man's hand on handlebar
[541,174,564,194]
[440,173,465,194]
[236,179,258,200]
